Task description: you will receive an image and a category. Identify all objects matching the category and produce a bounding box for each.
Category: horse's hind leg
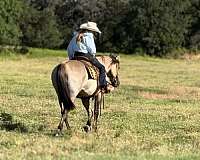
[93,93,101,132]
[56,100,70,135]
[57,109,65,133]
[82,98,92,132]
[57,100,64,131]
[56,108,70,135]
[64,110,70,130]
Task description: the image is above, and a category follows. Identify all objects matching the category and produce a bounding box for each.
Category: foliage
[122,0,192,56]
[20,0,63,49]
[187,0,200,49]
[1,0,200,56]
[0,0,22,45]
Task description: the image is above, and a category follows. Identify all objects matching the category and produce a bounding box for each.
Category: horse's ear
[115,55,120,62]
[110,53,120,63]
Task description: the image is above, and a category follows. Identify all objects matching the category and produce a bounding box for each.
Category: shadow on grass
[0,112,72,138]
[0,112,28,133]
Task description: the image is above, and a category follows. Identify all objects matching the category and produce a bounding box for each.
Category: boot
[99,82,109,93]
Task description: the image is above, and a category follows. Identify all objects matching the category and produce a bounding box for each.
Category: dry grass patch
[140,92,179,100]
[182,53,200,61]
[140,86,200,101]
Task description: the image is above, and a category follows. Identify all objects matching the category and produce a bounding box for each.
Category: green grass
[1,49,200,159]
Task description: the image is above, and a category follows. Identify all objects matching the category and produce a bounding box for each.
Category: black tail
[56,64,75,111]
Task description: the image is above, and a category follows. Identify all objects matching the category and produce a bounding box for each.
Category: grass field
[1,49,200,159]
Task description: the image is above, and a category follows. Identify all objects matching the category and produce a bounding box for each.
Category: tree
[0,0,23,45]
[54,0,129,51]
[123,0,192,56]
[187,0,200,49]
[0,0,195,55]
[20,0,62,48]
[95,0,129,52]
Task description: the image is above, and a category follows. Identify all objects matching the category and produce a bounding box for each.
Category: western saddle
[73,55,99,80]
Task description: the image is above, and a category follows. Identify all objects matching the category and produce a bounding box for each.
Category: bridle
[97,55,120,116]
[106,59,120,87]
[97,54,120,87]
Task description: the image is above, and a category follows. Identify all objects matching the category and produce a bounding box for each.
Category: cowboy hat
[80,22,101,34]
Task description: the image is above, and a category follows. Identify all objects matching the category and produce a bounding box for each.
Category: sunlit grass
[0,49,200,159]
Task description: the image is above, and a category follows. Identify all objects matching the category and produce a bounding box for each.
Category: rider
[67,21,108,91]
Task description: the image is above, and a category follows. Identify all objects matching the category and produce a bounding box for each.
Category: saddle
[74,56,99,80]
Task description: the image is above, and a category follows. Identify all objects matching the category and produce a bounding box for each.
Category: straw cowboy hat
[80,22,101,34]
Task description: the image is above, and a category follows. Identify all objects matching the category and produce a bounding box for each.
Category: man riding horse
[67,21,108,92]
[51,22,120,133]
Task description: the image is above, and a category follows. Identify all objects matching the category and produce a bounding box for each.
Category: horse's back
[53,60,87,83]
[61,60,87,77]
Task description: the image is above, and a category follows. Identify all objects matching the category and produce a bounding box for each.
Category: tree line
[0,0,200,56]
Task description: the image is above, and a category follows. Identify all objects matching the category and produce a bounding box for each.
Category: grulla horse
[51,54,120,134]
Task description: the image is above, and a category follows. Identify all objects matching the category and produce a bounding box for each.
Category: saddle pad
[79,60,99,80]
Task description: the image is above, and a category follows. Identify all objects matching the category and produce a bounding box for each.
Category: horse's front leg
[93,92,102,132]
[82,98,93,132]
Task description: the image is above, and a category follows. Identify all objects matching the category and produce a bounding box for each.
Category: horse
[51,54,120,134]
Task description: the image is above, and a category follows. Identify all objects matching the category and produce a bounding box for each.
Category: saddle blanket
[74,56,99,80]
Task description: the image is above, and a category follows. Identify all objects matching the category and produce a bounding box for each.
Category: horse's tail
[56,64,76,111]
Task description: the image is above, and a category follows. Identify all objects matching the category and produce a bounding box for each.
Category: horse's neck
[96,56,111,72]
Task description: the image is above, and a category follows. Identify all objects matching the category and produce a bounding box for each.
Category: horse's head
[106,54,120,88]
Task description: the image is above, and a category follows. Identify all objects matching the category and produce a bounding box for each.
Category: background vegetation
[1,49,200,159]
[1,0,200,56]
[1,1,200,159]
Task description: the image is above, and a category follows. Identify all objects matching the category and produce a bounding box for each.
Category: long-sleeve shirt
[67,32,96,60]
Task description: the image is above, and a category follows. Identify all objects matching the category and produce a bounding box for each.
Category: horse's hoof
[55,133,60,137]
[83,125,91,133]
[54,130,63,137]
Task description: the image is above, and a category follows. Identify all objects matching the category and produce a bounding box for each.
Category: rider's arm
[67,41,74,60]
[67,35,78,60]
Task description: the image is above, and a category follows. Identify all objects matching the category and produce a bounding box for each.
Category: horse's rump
[52,60,98,111]
[55,63,76,111]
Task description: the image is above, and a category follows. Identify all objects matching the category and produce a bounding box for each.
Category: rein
[93,55,119,117]
[92,89,105,117]
[100,92,104,116]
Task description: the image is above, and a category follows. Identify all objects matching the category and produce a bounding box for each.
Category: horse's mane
[109,53,120,64]
[96,54,120,64]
